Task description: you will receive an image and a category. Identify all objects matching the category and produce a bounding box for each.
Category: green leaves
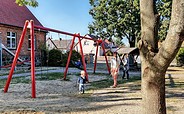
[157,0,172,41]
[15,0,38,7]
[88,0,172,46]
[88,0,140,46]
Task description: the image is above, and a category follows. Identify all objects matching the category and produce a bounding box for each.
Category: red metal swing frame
[3,20,110,98]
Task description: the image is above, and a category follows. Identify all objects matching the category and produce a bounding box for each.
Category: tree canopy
[88,0,172,47]
[15,0,38,7]
[157,0,172,41]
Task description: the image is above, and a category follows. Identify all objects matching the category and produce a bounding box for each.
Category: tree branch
[140,0,160,66]
[154,0,184,69]
[140,0,155,49]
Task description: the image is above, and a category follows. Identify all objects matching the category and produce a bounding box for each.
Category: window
[7,32,16,49]
[28,35,36,50]
[84,40,89,45]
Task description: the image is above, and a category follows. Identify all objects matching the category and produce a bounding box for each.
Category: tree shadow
[103,97,142,102]
[166,92,184,99]
[165,74,184,99]
[167,74,175,87]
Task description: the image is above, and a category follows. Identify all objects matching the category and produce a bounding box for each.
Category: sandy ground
[0,67,183,114]
[0,74,142,114]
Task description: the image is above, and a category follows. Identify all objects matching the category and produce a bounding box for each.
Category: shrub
[48,49,62,66]
[176,47,184,66]
[63,50,82,67]
[40,48,49,66]
[47,49,82,67]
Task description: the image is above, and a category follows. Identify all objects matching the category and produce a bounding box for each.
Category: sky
[28,0,92,39]
[28,0,129,45]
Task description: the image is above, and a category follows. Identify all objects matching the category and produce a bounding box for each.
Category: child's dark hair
[113,51,118,60]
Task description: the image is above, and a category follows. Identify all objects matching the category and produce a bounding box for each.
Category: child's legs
[79,84,84,92]
[79,84,82,91]
[122,70,125,78]
[81,85,84,93]
[113,74,118,86]
[126,70,129,79]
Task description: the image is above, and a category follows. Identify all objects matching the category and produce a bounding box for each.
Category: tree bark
[140,0,184,114]
[142,68,166,114]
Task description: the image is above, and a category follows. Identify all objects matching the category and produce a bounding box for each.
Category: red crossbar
[34,25,100,41]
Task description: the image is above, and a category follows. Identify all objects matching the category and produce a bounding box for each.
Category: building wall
[76,38,101,56]
[46,38,57,50]
[0,24,46,61]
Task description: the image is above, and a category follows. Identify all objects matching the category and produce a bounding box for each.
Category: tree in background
[157,0,172,41]
[139,0,184,113]
[15,0,38,7]
[89,0,140,47]
[48,49,62,66]
[113,37,125,47]
[176,47,184,66]
[89,0,172,47]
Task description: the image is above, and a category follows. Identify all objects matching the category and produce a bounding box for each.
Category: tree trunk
[140,0,184,114]
[141,64,166,114]
[129,34,136,47]
[129,40,135,47]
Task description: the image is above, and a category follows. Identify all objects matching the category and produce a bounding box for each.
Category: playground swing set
[3,20,111,98]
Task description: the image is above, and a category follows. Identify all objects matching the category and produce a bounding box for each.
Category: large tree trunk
[141,64,167,114]
[140,0,184,114]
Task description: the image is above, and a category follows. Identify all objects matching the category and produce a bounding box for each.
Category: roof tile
[0,0,43,27]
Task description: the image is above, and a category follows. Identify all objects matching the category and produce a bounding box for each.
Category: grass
[0,72,70,89]
[89,79,113,90]
[88,76,141,91]
[0,70,28,76]
[0,67,60,76]
[36,72,65,80]
[0,77,30,89]
[167,106,178,112]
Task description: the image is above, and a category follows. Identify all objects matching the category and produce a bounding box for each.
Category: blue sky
[28,0,129,45]
[28,0,92,39]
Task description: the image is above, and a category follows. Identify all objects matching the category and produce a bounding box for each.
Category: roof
[117,47,139,55]
[0,0,43,28]
[46,37,58,49]
[53,39,72,49]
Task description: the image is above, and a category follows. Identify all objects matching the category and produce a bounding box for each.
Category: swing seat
[71,60,84,70]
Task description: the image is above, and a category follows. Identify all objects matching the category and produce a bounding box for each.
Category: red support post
[4,21,29,92]
[63,35,76,80]
[101,42,111,74]
[77,34,88,81]
[93,41,99,73]
[30,20,36,98]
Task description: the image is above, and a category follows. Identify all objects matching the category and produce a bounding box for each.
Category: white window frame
[28,35,36,50]
[7,32,16,49]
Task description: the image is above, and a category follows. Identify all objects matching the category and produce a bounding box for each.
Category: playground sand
[0,72,183,114]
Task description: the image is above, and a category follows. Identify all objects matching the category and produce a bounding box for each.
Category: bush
[40,48,49,66]
[47,49,82,67]
[176,47,184,66]
[63,50,82,67]
[48,49,62,66]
